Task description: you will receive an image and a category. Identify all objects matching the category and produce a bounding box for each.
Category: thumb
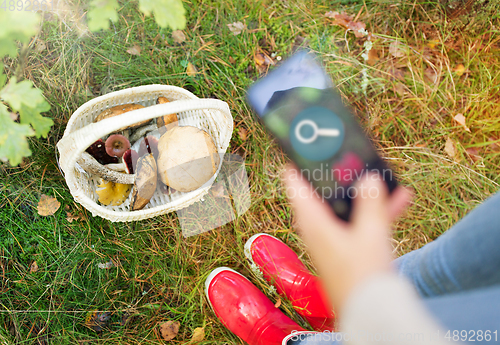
[351,173,391,234]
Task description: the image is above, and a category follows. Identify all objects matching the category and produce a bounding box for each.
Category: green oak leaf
[0,77,53,138]
[19,103,53,138]
[0,77,45,111]
[0,11,40,57]
[0,104,34,166]
[138,0,186,30]
[87,0,120,31]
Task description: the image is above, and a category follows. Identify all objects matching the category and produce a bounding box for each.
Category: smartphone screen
[247,51,397,221]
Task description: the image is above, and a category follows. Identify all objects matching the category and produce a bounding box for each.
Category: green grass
[1,0,500,343]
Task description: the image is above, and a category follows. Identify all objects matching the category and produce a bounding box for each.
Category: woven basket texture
[57,84,233,222]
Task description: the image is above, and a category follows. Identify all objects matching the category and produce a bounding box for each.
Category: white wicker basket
[56,84,233,222]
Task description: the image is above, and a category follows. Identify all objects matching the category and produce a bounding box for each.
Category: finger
[351,173,391,234]
[387,186,413,222]
[283,165,345,231]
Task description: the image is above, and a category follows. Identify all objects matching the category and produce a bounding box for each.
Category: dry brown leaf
[426,39,440,49]
[366,48,379,66]
[324,11,366,37]
[488,137,500,151]
[35,40,46,53]
[424,67,439,84]
[465,148,481,162]
[160,321,180,341]
[453,113,470,132]
[238,127,248,141]
[37,194,61,216]
[186,62,197,76]
[227,21,246,35]
[126,45,141,56]
[394,83,406,96]
[274,298,282,308]
[66,211,83,223]
[30,261,39,273]
[444,138,456,158]
[228,56,236,64]
[190,327,205,343]
[172,30,186,44]
[454,64,466,76]
[389,41,406,58]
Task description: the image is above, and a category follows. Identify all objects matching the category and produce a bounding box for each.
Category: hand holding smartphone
[247,51,397,221]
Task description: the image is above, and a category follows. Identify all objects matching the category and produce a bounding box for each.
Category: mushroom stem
[131,124,158,143]
[77,152,135,185]
[105,163,127,172]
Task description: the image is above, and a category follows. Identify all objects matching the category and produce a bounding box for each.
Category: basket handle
[57,98,232,179]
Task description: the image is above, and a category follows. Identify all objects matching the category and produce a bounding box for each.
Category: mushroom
[131,154,157,211]
[157,126,220,193]
[138,136,159,159]
[123,149,139,174]
[94,104,150,131]
[95,179,132,206]
[86,139,118,165]
[77,152,135,185]
[105,134,131,158]
[156,97,178,135]
[130,124,158,143]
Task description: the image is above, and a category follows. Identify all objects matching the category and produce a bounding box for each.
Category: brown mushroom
[156,97,178,135]
[131,154,157,210]
[77,152,135,185]
[157,126,219,193]
[94,104,149,131]
[138,136,159,160]
[105,134,131,158]
[123,149,139,174]
[86,139,119,165]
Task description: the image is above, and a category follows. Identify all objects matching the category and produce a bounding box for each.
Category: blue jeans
[292,192,500,344]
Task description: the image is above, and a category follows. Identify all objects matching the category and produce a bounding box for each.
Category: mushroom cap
[96,180,132,206]
[156,97,178,135]
[131,154,157,210]
[94,104,149,131]
[105,134,131,158]
[157,126,220,193]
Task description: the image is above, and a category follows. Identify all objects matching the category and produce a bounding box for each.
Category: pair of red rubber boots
[205,233,336,344]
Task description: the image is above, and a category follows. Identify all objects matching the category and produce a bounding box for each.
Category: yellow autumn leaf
[187,62,197,76]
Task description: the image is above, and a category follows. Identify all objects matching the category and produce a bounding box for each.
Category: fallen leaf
[453,64,466,76]
[98,259,115,269]
[37,194,61,216]
[126,45,141,56]
[172,30,186,44]
[426,39,440,49]
[85,311,111,332]
[424,67,439,84]
[238,127,248,141]
[394,83,406,96]
[160,320,180,341]
[389,41,406,58]
[324,11,366,37]
[186,62,197,77]
[453,113,470,132]
[444,137,456,158]
[66,211,83,223]
[228,56,236,64]
[465,148,481,162]
[488,137,500,151]
[274,297,282,308]
[366,48,379,66]
[30,261,39,273]
[35,40,46,53]
[190,327,205,343]
[227,21,246,35]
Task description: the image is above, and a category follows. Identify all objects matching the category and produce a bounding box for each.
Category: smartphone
[247,51,397,221]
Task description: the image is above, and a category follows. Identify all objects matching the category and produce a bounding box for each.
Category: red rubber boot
[244,233,336,331]
[205,267,306,345]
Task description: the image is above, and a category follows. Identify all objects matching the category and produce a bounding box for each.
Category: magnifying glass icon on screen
[295,119,341,144]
